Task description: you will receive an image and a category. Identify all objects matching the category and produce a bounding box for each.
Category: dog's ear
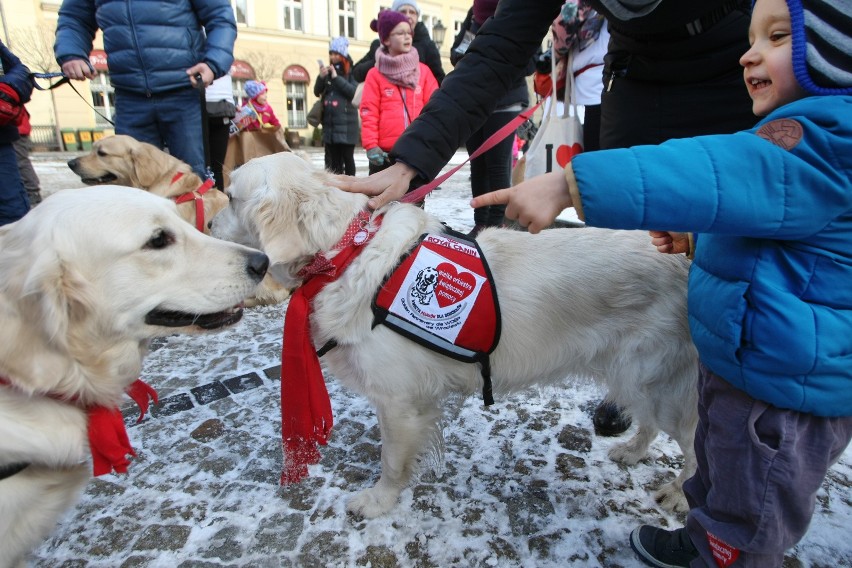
[22,248,98,349]
[129,143,180,189]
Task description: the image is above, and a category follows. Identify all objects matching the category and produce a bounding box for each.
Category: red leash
[171,173,217,232]
[401,99,544,204]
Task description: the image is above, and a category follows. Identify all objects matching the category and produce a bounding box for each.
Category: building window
[281,0,302,31]
[338,0,356,38]
[89,73,115,126]
[286,82,307,129]
[232,0,248,25]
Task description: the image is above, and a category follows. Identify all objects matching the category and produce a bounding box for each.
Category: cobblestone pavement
[22,148,852,567]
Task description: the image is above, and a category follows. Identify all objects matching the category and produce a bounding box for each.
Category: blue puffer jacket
[572,96,852,417]
[54,0,236,95]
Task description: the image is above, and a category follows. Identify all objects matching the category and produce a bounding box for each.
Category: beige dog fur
[66,134,288,307]
[211,152,700,519]
[0,187,268,567]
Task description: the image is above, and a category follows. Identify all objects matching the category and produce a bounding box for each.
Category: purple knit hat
[372,9,411,43]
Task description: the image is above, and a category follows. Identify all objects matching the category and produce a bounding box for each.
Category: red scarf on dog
[0,376,157,476]
[280,211,380,483]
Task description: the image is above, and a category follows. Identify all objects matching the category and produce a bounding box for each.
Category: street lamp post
[432,20,446,49]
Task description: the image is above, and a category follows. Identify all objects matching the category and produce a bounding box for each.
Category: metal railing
[29,125,62,151]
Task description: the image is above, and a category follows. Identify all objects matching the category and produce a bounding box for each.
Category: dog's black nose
[247,251,269,282]
[67,158,78,170]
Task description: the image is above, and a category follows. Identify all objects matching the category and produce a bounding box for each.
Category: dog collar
[171,173,217,232]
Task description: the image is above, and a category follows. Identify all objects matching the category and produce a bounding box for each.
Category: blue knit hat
[329,36,349,57]
[785,0,852,95]
[244,80,267,100]
[391,0,420,16]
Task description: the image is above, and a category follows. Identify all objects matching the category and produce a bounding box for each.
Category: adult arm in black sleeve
[392,0,563,181]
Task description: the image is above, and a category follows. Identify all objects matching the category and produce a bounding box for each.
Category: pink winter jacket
[359,63,438,152]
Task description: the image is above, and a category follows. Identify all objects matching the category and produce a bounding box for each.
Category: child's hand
[649,231,690,254]
[366,147,388,167]
[470,170,573,234]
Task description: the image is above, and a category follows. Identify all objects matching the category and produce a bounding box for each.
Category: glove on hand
[366,147,388,167]
[0,83,22,126]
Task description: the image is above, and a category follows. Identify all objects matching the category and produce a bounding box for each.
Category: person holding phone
[314,37,360,175]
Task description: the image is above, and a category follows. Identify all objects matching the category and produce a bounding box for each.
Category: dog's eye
[145,229,175,250]
[96,148,107,157]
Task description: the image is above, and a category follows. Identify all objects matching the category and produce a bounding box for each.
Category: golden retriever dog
[211,153,699,519]
[0,186,268,567]
[66,134,288,307]
[66,134,229,234]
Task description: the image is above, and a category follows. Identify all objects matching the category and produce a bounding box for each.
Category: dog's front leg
[346,401,440,518]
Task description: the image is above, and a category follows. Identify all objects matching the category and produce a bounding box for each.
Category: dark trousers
[115,88,206,178]
[325,143,356,175]
[0,142,29,225]
[685,364,852,567]
[467,110,517,227]
[13,135,41,206]
[208,116,231,190]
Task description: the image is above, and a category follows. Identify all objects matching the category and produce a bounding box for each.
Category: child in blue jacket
[0,40,33,226]
[473,0,852,565]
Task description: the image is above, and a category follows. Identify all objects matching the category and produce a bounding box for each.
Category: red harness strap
[280,211,381,484]
[171,172,216,232]
[0,376,158,476]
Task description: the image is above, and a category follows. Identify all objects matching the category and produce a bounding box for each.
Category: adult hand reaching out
[470,170,573,234]
[332,161,418,210]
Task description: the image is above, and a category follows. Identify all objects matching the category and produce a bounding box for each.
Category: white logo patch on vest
[391,234,486,343]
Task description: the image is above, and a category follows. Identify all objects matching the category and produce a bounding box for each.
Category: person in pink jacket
[239,80,281,132]
[360,9,439,175]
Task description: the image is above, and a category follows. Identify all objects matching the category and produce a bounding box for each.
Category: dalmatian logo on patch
[389,246,487,342]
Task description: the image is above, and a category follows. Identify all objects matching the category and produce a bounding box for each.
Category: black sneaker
[593,399,632,436]
[630,526,699,568]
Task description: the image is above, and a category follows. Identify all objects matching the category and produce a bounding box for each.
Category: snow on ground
[24,149,852,567]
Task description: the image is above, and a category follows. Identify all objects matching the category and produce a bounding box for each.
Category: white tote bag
[524,50,584,180]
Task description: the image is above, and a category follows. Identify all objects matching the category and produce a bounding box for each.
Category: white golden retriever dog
[211,153,698,519]
[0,187,268,567]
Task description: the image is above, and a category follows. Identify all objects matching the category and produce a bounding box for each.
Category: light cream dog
[211,152,699,519]
[66,134,288,306]
[0,186,268,567]
[67,134,229,234]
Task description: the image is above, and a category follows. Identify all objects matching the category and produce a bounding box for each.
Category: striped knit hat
[785,0,852,95]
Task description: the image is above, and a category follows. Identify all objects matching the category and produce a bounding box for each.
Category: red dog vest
[373,230,501,404]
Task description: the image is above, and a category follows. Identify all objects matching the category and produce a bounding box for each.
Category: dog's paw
[346,487,398,518]
[608,442,645,465]
[654,481,689,513]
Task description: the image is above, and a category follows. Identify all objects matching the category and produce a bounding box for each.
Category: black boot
[630,526,699,568]
[592,400,632,436]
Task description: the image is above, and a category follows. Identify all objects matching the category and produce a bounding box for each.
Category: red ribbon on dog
[0,376,157,476]
[280,211,380,483]
[171,173,216,232]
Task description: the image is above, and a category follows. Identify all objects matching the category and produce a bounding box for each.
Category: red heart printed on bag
[555,143,582,167]
[435,263,476,307]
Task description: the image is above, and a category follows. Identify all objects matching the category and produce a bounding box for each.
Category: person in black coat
[352,0,445,85]
[0,40,34,226]
[314,36,360,175]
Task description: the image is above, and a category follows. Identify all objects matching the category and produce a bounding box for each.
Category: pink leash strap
[401,99,544,204]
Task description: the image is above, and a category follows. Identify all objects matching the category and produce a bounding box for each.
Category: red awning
[282,64,310,83]
[89,49,108,71]
[230,60,255,80]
